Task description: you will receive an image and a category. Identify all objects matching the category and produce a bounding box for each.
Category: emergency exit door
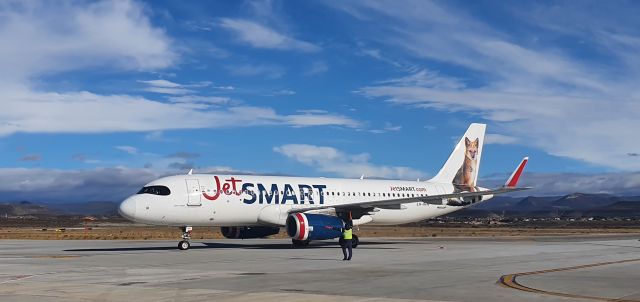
[186,179,202,206]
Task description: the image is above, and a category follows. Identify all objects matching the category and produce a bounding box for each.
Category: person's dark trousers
[342,239,353,260]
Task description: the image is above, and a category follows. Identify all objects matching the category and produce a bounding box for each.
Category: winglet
[187,169,193,175]
[504,157,528,188]
[360,174,365,180]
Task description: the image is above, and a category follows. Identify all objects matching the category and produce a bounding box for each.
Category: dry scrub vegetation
[2,225,640,240]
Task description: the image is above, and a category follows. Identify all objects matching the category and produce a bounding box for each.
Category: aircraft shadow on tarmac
[63,241,402,252]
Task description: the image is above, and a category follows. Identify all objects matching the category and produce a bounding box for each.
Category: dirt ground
[2,224,640,240]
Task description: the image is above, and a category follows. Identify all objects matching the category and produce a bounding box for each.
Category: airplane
[118,123,529,250]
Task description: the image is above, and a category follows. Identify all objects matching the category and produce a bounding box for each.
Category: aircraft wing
[287,186,529,213]
[288,157,530,214]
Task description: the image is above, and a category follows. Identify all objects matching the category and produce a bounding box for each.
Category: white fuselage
[119,174,493,227]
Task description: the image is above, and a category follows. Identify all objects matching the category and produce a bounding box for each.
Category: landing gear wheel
[292,239,310,247]
[178,226,192,251]
[352,235,359,248]
[178,240,190,250]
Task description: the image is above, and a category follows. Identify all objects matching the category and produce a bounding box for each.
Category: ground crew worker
[341,223,353,261]
[325,221,354,260]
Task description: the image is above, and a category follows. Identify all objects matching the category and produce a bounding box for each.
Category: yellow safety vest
[343,229,352,240]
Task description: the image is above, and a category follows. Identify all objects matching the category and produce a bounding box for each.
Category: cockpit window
[137,185,171,196]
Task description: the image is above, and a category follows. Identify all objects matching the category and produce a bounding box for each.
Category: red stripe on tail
[506,158,528,187]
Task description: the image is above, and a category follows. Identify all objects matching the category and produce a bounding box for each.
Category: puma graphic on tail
[431,123,485,192]
[453,137,479,192]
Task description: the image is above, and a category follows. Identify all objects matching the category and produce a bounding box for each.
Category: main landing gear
[339,234,360,248]
[178,226,192,250]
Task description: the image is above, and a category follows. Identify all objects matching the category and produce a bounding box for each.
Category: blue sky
[1,0,640,201]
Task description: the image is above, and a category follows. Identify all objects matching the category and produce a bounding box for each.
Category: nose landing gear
[178,226,192,250]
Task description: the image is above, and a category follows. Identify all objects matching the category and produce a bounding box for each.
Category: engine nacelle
[447,195,483,206]
[220,226,280,239]
[286,213,344,241]
[463,195,483,205]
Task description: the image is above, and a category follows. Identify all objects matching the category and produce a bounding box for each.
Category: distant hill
[0,201,118,216]
[582,201,640,218]
[451,193,640,219]
[46,201,119,216]
[0,201,54,216]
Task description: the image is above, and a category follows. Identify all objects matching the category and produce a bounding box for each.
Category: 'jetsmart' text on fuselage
[202,176,327,204]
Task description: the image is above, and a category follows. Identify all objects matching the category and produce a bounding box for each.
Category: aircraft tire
[178,240,190,250]
[292,239,310,247]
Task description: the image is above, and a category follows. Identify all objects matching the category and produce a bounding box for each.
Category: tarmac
[1,235,639,302]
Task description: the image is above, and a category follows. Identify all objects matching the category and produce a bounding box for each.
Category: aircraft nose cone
[118,197,137,220]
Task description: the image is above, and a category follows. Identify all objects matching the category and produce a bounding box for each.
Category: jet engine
[286,213,344,241]
[220,226,280,239]
[464,195,483,204]
[447,195,483,206]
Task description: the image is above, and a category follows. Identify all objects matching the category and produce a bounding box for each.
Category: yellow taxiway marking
[498,258,640,302]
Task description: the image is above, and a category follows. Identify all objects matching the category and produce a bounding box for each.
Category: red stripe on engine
[507,159,528,187]
[295,213,306,240]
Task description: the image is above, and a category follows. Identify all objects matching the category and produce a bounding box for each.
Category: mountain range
[455,193,640,219]
[0,201,119,217]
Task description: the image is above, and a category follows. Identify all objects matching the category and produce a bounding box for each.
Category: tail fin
[430,123,486,188]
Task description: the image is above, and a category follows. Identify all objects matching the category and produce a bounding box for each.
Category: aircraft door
[185,179,202,206]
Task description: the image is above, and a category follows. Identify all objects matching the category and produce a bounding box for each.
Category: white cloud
[482,172,640,197]
[0,86,361,136]
[369,122,402,134]
[283,113,361,128]
[0,1,362,137]
[0,0,176,83]
[266,89,296,96]
[305,61,329,75]
[138,79,214,95]
[0,164,265,202]
[144,131,174,142]
[115,146,138,155]
[0,167,160,202]
[139,79,193,95]
[384,123,401,132]
[225,64,285,79]
[168,95,231,105]
[139,79,182,88]
[219,18,320,52]
[485,134,519,145]
[360,71,640,170]
[378,69,465,90]
[274,144,426,179]
[331,1,640,171]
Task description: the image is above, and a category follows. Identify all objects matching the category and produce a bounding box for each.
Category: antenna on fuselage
[187,169,193,175]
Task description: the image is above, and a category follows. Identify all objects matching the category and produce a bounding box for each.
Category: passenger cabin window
[137,185,171,196]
